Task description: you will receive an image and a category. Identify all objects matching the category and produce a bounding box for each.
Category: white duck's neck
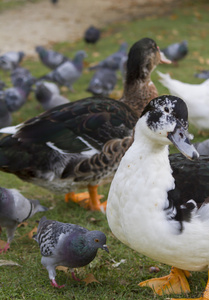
[121,117,175,210]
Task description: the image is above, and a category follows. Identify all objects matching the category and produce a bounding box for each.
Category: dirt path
[0,0,178,56]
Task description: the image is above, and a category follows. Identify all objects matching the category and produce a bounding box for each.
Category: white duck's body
[158,71,209,131]
[107,119,209,272]
[107,95,209,279]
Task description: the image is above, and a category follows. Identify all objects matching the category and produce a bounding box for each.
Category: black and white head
[139,95,199,160]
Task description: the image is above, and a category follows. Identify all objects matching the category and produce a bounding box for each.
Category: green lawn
[0,1,209,299]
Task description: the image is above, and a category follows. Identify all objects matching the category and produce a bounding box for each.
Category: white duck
[106,95,209,299]
[157,71,209,132]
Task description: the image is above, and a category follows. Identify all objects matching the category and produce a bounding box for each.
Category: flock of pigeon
[1,29,209,298]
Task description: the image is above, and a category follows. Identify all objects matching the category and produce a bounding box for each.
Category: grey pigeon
[89,42,128,71]
[36,46,68,70]
[0,79,7,91]
[35,81,69,110]
[0,51,25,71]
[11,66,35,87]
[0,187,48,253]
[194,139,209,156]
[194,70,209,79]
[161,40,188,65]
[84,26,101,44]
[0,78,34,112]
[39,50,86,91]
[0,100,12,129]
[33,216,109,288]
[86,68,117,97]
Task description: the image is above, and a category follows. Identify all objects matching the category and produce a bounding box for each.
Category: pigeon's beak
[102,244,109,253]
[159,49,171,64]
[167,120,199,161]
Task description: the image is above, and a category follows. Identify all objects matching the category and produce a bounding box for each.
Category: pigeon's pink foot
[71,271,81,281]
[51,279,65,288]
[0,242,10,254]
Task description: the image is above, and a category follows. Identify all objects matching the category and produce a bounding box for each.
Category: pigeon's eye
[164,107,169,113]
[95,239,99,243]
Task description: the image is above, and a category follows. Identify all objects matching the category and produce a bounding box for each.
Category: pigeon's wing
[36,219,87,256]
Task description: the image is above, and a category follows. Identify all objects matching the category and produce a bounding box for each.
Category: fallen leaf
[83,273,101,285]
[111,258,126,268]
[0,260,21,267]
[28,226,38,239]
[18,222,28,228]
[0,240,7,249]
[56,266,69,273]
[92,52,100,58]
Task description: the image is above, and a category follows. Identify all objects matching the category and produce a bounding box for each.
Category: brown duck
[0,38,170,212]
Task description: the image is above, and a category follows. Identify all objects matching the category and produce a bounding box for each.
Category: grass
[0,0,209,299]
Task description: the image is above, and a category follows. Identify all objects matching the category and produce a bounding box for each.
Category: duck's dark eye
[95,239,99,243]
[164,107,169,113]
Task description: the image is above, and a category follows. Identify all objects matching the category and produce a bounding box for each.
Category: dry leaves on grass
[0,240,7,249]
[0,259,21,267]
[82,273,101,285]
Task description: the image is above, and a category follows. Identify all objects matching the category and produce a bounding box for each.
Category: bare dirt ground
[0,0,179,56]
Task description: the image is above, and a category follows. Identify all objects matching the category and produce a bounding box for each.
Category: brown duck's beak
[159,50,172,64]
[102,244,109,253]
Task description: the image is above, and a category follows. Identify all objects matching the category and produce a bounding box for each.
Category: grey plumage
[39,50,86,91]
[0,187,48,253]
[0,78,34,112]
[84,26,101,44]
[89,42,128,71]
[86,67,117,96]
[0,51,25,71]
[11,66,35,87]
[161,40,188,64]
[34,216,109,288]
[36,46,68,70]
[0,100,12,129]
[35,81,69,110]
[194,70,209,79]
[194,139,209,156]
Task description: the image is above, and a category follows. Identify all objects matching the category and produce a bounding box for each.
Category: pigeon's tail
[89,65,99,71]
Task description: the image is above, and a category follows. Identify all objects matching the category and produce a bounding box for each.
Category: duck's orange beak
[157,46,171,64]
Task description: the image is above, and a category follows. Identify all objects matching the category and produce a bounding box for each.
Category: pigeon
[86,68,117,97]
[0,51,25,71]
[0,100,12,129]
[194,139,209,155]
[39,50,87,91]
[33,216,109,288]
[0,79,7,91]
[194,70,209,79]
[11,66,35,87]
[161,40,188,65]
[89,42,128,71]
[35,46,68,70]
[0,187,48,253]
[0,77,34,112]
[35,81,69,110]
[84,26,101,44]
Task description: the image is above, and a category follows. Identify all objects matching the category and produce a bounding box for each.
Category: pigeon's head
[87,230,109,253]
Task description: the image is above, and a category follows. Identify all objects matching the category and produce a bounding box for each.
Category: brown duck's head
[126,38,171,84]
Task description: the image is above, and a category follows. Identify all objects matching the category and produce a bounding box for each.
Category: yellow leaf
[0,240,7,249]
[56,266,69,273]
[18,222,28,228]
[28,226,38,239]
[83,273,101,285]
[92,52,100,58]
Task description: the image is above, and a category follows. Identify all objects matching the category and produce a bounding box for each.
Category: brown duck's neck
[120,78,158,117]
